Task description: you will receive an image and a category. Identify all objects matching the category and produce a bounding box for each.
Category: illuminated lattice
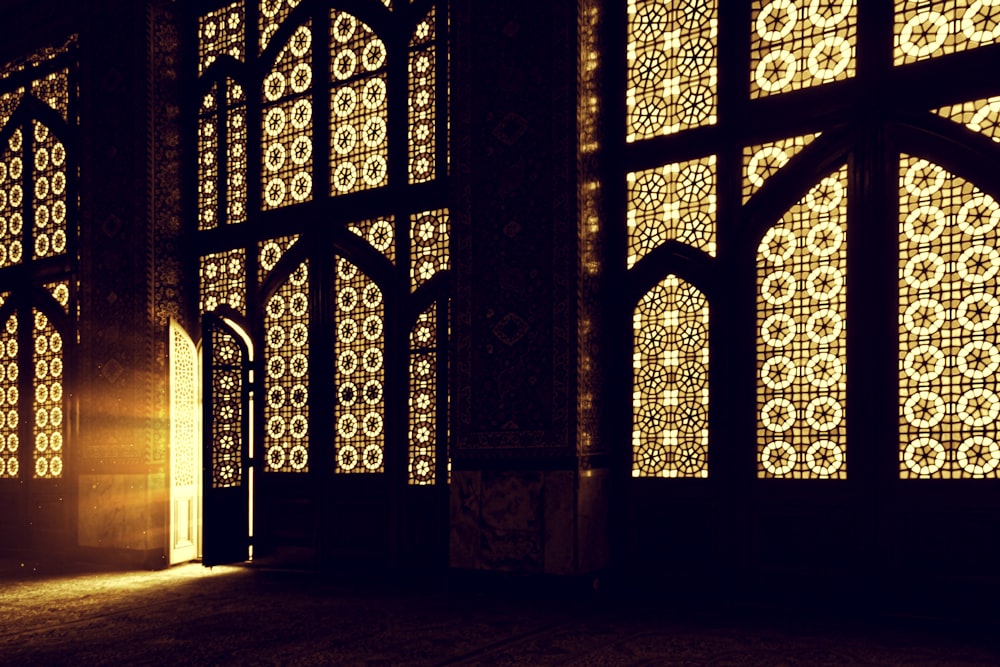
[46,281,70,313]
[258,235,299,284]
[210,325,244,488]
[899,156,1000,478]
[335,259,384,474]
[347,217,394,262]
[200,249,246,314]
[0,310,17,480]
[330,11,389,195]
[227,81,248,224]
[743,134,821,202]
[33,122,68,260]
[31,69,69,121]
[751,1,856,98]
[260,0,300,52]
[409,9,436,183]
[934,96,1000,143]
[0,90,20,130]
[757,166,848,479]
[32,310,63,479]
[198,85,219,231]
[633,275,709,478]
[627,155,716,268]
[262,21,314,210]
[409,305,437,484]
[0,129,25,268]
[627,0,716,141]
[170,322,198,488]
[411,209,449,289]
[895,1,1000,65]
[199,1,245,73]
[264,262,309,473]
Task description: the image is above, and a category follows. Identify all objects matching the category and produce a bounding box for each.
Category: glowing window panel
[330,11,389,195]
[32,310,63,479]
[264,262,309,473]
[200,248,246,315]
[409,9,436,183]
[743,133,821,202]
[633,275,710,478]
[334,258,384,474]
[895,1,1000,65]
[32,122,68,260]
[198,84,219,231]
[31,68,69,121]
[751,1,856,98]
[0,89,20,129]
[347,217,394,262]
[0,309,17,480]
[409,305,437,484]
[260,0,300,53]
[899,156,1000,478]
[227,80,248,225]
[210,325,244,488]
[0,129,25,268]
[45,281,70,314]
[170,323,199,489]
[933,96,1000,143]
[757,165,848,479]
[199,1,245,73]
[627,0,716,141]
[411,209,449,290]
[258,235,299,284]
[262,21,314,210]
[627,155,716,268]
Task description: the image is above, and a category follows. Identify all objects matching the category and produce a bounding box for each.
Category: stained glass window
[263,21,314,209]
[633,276,710,478]
[895,1,1000,65]
[409,8,437,183]
[264,262,310,473]
[0,41,76,484]
[899,155,1000,478]
[627,156,716,268]
[334,259,384,474]
[409,305,438,484]
[751,1,856,98]
[627,0,717,141]
[934,96,1000,143]
[330,11,388,195]
[757,167,848,479]
[743,134,821,202]
[197,1,449,492]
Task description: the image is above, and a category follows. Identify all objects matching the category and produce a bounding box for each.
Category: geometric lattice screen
[894,1,1000,65]
[757,167,848,479]
[751,1,856,98]
[197,1,449,485]
[633,275,710,478]
[0,41,76,483]
[899,155,1000,478]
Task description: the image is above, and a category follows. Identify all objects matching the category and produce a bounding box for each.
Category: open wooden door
[168,320,201,564]
[201,315,253,566]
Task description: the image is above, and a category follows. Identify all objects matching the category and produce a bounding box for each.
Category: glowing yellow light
[899,154,1000,478]
[757,165,848,479]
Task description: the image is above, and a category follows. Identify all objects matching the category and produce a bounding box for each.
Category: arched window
[626,0,1000,481]
[0,41,77,494]
[620,1,1000,593]
[195,0,449,564]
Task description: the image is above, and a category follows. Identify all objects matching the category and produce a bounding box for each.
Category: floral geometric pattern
[899,155,1000,478]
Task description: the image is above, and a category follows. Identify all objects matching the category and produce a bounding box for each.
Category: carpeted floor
[1,558,998,666]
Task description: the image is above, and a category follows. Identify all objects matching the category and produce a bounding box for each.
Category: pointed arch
[756,165,848,479]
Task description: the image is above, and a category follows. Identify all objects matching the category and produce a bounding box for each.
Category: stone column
[450,0,609,578]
